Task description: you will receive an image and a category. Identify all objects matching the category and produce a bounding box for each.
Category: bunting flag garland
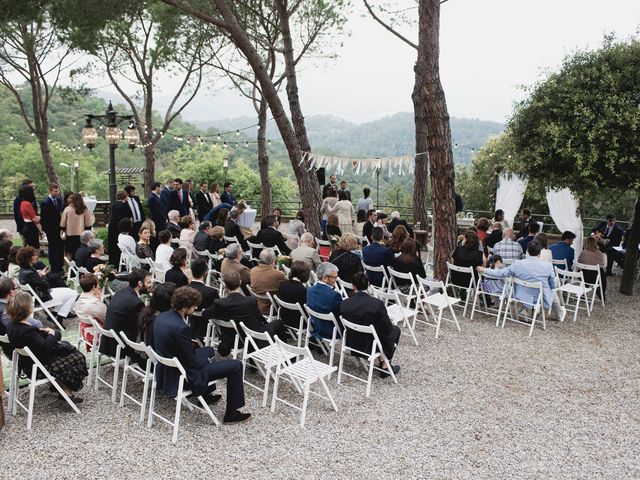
[300,151,428,177]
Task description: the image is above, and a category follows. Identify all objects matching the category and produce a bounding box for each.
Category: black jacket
[329,250,363,283]
[590,221,624,247]
[256,227,291,255]
[387,218,414,237]
[277,280,307,329]
[485,229,503,249]
[167,221,182,239]
[74,243,92,269]
[19,267,52,302]
[39,196,63,236]
[165,267,189,288]
[195,190,213,221]
[100,287,144,357]
[148,193,167,231]
[340,292,396,359]
[7,322,64,373]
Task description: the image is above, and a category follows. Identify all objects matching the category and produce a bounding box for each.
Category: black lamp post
[375,162,381,209]
[82,101,138,204]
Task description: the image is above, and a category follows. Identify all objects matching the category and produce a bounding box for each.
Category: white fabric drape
[495,173,528,228]
[546,188,583,258]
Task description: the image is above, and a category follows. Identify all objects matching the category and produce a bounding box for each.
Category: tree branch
[362,0,418,50]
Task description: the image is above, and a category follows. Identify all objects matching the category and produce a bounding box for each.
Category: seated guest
[517,221,540,253]
[203,271,286,357]
[73,230,95,269]
[178,215,196,255]
[324,213,342,239]
[549,231,576,270]
[167,210,182,239]
[340,273,401,377]
[193,221,215,253]
[531,232,552,262]
[288,210,306,238]
[291,232,322,270]
[138,282,175,345]
[215,208,229,228]
[86,239,108,273]
[306,263,342,339]
[353,209,367,238]
[250,248,286,315]
[494,209,509,230]
[387,225,409,254]
[476,218,491,251]
[516,208,537,239]
[136,226,155,260]
[152,286,251,424]
[392,239,426,283]
[7,246,21,279]
[99,268,151,360]
[7,291,88,402]
[0,239,12,273]
[74,274,107,350]
[329,233,363,284]
[362,227,394,287]
[277,261,310,330]
[485,223,503,249]
[387,211,414,237]
[362,209,377,244]
[208,226,228,256]
[0,229,13,241]
[225,210,247,251]
[118,218,137,254]
[492,228,524,263]
[188,259,219,340]
[590,213,623,252]
[1,277,43,338]
[17,246,78,324]
[155,230,174,271]
[141,219,159,252]
[605,228,630,276]
[578,237,607,297]
[221,243,251,289]
[450,231,484,288]
[256,215,291,255]
[165,248,191,288]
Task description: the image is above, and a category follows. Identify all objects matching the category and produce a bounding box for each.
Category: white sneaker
[558,306,567,322]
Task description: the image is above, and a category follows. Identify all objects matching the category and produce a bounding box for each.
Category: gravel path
[2,277,640,479]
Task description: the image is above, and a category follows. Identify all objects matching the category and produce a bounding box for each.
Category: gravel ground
[1,275,639,479]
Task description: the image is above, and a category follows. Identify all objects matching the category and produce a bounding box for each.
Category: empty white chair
[371,287,419,346]
[315,238,332,262]
[91,318,126,403]
[416,277,461,339]
[444,262,477,317]
[337,316,398,398]
[119,333,155,423]
[555,268,592,322]
[573,261,605,310]
[501,278,546,337]
[470,273,511,327]
[271,336,338,427]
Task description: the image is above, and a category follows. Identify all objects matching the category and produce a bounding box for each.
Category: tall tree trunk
[619,196,639,295]
[214,0,321,237]
[417,0,456,280]
[412,71,429,228]
[257,99,272,217]
[144,145,155,195]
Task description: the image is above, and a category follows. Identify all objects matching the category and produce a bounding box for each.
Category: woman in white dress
[331,190,355,234]
[320,188,338,235]
[210,182,221,208]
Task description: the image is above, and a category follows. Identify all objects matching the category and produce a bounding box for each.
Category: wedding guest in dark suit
[362,227,394,287]
[186,258,219,339]
[168,178,190,216]
[516,208,537,239]
[485,223,503,249]
[148,182,167,231]
[39,183,64,273]
[256,215,291,255]
[362,209,377,244]
[220,182,237,206]
[387,211,414,237]
[124,185,145,240]
[306,262,342,340]
[167,210,182,239]
[195,181,214,221]
[160,179,174,212]
[108,191,133,269]
[590,213,624,257]
[225,210,248,250]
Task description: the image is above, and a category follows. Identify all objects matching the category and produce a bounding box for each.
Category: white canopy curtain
[546,188,583,258]
[495,173,528,228]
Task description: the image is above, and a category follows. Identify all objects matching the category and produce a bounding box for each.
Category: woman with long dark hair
[215,208,229,228]
[19,184,41,249]
[138,282,176,343]
[60,193,94,259]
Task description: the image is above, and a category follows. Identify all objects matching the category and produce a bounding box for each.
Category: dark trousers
[194,347,245,414]
[383,325,402,361]
[605,246,625,273]
[22,222,40,249]
[46,233,65,273]
[217,319,286,357]
[130,221,143,241]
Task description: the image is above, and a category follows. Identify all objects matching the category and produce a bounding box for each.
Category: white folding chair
[444,262,477,317]
[335,278,353,300]
[573,261,605,310]
[271,336,338,427]
[119,333,154,423]
[416,277,461,339]
[204,318,242,359]
[246,241,265,263]
[337,316,398,398]
[555,268,592,322]
[223,235,240,245]
[501,278,546,337]
[424,244,435,277]
[552,258,568,271]
[148,258,167,284]
[246,285,277,320]
[64,258,81,291]
[362,262,391,290]
[91,318,126,403]
[146,347,219,444]
[371,287,419,346]
[19,283,65,331]
[315,238,332,262]
[387,267,419,307]
[75,314,99,382]
[470,273,511,326]
[1,333,14,409]
[273,294,308,347]
[9,346,80,430]
[303,305,342,369]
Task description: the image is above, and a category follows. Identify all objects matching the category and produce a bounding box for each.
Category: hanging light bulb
[9,134,14,140]
[223,141,227,147]
[245,141,249,147]
[217,133,221,140]
[236,129,240,136]
[72,120,77,126]
[51,126,56,132]
[268,139,271,145]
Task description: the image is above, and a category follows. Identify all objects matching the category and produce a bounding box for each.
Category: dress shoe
[202,393,222,405]
[223,411,252,424]
[380,364,400,379]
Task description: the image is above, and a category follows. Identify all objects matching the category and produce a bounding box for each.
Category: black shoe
[380,364,400,379]
[223,411,252,424]
[202,393,222,405]
[58,393,83,404]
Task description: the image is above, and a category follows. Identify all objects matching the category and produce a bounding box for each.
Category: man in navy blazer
[160,178,174,212]
[39,183,64,273]
[220,181,237,206]
[152,286,250,424]
[148,181,167,231]
[168,178,190,216]
[362,227,394,286]
[306,262,342,339]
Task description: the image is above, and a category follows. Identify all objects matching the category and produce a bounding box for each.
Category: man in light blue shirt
[549,231,577,270]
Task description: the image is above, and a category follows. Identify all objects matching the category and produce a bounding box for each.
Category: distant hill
[194,113,504,166]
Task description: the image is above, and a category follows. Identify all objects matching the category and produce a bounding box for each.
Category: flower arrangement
[276,255,291,268]
[93,263,114,290]
[329,235,340,251]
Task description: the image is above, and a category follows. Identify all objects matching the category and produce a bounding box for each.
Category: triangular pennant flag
[298,151,308,166]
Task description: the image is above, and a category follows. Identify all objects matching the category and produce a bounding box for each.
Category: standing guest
[62,191,74,207]
[321,188,338,235]
[210,182,222,208]
[183,179,196,217]
[340,273,401,377]
[220,182,237,206]
[60,193,94,260]
[322,174,338,199]
[249,248,286,315]
[40,183,64,273]
[331,190,355,234]
[354,209,367,238]
[291,233,322,270]
[74,231,95,269]
[450,230,484,289]
[476,218,491,251]
[148,182,167,231]
[518,221,540,253]
[516,209,537,239]
[195,181,214,221]
[272,208,283,225]
[117,218,137,257]
[13,179,37,237]
[107,191,133,269]
[100,268,151,361]
[356,188,374,214]
[168,178,189,216]
[155,230,174,271]
[256,215,291,255]
[549,231,576,270]
[362,209,377,244]
[221,243,251,289]
[7,291,88,402]
[17,246,78,323]
[329,234,363,284]
[288,210,306,238]
[325,213,342,239]
[160,178,175,212]
[392,239,426,283]
[215,208,229,228]
[74,274,107,350]
[152,286,251,424]
[178,215,196,256]
[387,225,410,254]
[306,263,342,339]
[494,209,510,230]
[387,211,414,237]
[362,227,394,287]
[532,232,552,262]
[136,226,155,260]
[338,180,351,202]
[225,210,248,250]
[124,185,145,239]
[165,248,191,288]
[578,237,608,297]
[485,223,503,249]
[19,184,42,249]
[167,210,182,239]
[492,228,524,263]
[277,261,310,330]
[138,282,175,345]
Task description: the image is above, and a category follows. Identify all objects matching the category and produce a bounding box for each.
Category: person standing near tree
[60,193,94,261]
[322,174,338,199]
[40,183,64,274]
[148,182,167,232]
[13,179,37,240]
[107,191,133,270]
[18,184,42,250]
[124,185,145,240]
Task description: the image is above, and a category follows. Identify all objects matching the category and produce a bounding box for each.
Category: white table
[83,196,97,214]
[238,208,257,229]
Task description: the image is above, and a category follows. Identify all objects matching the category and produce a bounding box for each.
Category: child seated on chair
[481,255,505,295]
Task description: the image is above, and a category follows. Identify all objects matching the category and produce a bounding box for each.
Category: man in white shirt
[155,230,174,272]
[124,185,145,240]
